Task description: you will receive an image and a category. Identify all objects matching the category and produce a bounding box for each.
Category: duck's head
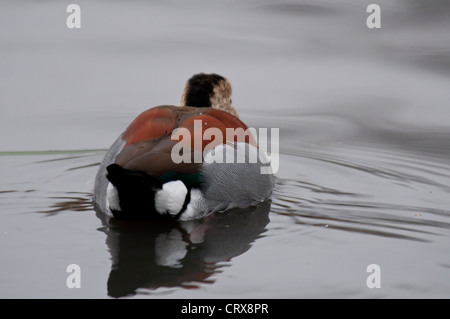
[180,73,238,118]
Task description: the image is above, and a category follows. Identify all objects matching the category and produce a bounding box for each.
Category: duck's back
[115,105,254,176]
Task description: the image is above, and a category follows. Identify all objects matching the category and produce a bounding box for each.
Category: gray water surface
[1,0,450,298]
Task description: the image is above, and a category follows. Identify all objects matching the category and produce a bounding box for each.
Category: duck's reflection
[96,202,270,298]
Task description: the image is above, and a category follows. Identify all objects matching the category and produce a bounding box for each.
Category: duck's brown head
[180,73,238,118]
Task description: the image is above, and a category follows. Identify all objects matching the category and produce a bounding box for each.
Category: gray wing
[201,142,273,213]
[93,134,126,215]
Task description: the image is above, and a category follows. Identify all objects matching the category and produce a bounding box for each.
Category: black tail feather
[106,164,169,221]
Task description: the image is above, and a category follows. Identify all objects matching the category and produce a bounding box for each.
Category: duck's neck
[211,101,239,118]
[179,95,239,118]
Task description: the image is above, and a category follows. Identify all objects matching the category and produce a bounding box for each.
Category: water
[1,0,450,298]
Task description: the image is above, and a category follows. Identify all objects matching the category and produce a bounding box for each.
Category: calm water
[1,0,450,298]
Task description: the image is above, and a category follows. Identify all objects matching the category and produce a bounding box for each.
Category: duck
[93,73,273,221]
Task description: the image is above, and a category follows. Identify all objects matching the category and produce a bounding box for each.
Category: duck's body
[93,74,273,221]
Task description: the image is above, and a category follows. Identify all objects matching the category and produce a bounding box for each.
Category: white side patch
[106,182,121,212]
[155,181,188,216]
[178,188,208,221]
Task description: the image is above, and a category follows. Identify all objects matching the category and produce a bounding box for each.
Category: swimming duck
[93,73,273,221]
